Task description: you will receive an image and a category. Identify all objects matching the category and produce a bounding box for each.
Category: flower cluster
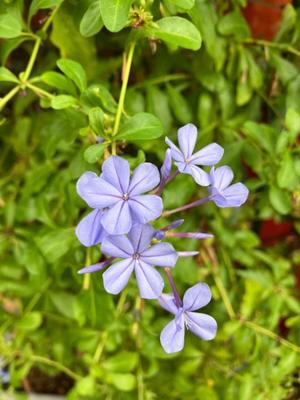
[76,124,249,353]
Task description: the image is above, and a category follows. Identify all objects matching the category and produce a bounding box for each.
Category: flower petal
[165,137,185,163]
[141,243,178,267]
[129,195,163,224]
[183,282,212,311]
[77,172,98,198]
[75,209,106,247]
[215,183,249,208]
[135,260,164,299]
[178,123,197,159]
[190,165,210,186]
[101,200,132,234]
[128,223,155,253]
[102,235,134,258]
[160,316,185,353]
[174,161,192,174]
[79,177,121,209]
[101,155,130,193]
[185,312,217,340]
[78,258,113,274]
[190,143,224,166]
[128,163,160,195]
[160,149,172,183]
[103,259,135,294]
[158,294,178,315]
[210,166,233,190]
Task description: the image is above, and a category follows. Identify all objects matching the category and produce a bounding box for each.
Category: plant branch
[0,86,20,110]
[241,38,300,58]
[30,355,82,381]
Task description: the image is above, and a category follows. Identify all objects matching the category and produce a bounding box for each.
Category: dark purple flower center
[122,192,129,201]
[133,253,140,260]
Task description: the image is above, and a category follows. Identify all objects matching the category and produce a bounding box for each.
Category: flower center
[133,253,140,260]
[122,192,129,201]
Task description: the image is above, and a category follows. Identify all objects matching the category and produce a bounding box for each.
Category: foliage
[0,0,300,399]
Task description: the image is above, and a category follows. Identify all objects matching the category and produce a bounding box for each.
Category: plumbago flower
[159,283,217,353]
[76,156,163,240]
[75,122,249,353]
[165,123,224,186]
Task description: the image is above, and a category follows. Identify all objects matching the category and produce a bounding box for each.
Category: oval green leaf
[80,1,103,37]
[100,0,132,32]
[0,66,19,83]
[57,58,87,93]
[0,14,22,39]
[84,143,106,163]
[116,112,163,141]
[51,95,78,109]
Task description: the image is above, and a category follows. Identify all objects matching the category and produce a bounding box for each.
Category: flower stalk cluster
[76,124,249,353]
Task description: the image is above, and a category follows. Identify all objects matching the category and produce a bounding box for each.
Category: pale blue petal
[190,165,210,186]
[129,195,163,224]
[103,259,135,294]
[141,243,178,267]
[158,294,179,315]
[178,123,197,159]
[190,143,224,165]
[183,282,212,311]
[185,312,217,340]
[215,183,249,208]
[128,223,155,253]
[128,163,160,195]
[102,235,134,258]
[165,137,185,163]
[160,315,185,353]
[101,155,130,193]
[78,258,113,274]
[210,166,233,190]
[79,177,121,209]
[160,149,172,182]
[135,260,164,299]
[75,209,105,247]
[175,161,192,174]
[101,200,132,234]
[77,172,98,198]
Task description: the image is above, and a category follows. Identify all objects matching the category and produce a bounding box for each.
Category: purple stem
[155,170,179,195]
[164,267,182,308]
[162,195,211,217]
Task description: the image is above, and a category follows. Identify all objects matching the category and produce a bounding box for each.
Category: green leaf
[57,58,87,92]
[51,95,78,110]
[269,186,292,215]
[103,352,138,373]
[81,85,117,113]
[277,152,298,190]
[84,143,106,163]
[0,14,22,39]
[166,84,192,124]
[35,228,75,262]
[117,112,163,141]
[110,373,136,391]
[41,71,77,95]
[270,52,298,85]
[218,11,250,39]
[168,0,195,10]
[17,312,42,331]
[285,108,300,134]
[0,66,19,83]
[80,1,103,37]
[151,16,202,50]
[100,0,132,32]
[29,0,61,21]
[89,107,104,135]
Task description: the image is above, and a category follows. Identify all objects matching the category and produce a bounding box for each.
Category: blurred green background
[0,0,300,399]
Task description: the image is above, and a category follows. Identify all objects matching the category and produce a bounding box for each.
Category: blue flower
[209,166,249,208]
[165,124,224,186]
[101,224,178,299]
[159,282,217,353]
[76,156,163,237]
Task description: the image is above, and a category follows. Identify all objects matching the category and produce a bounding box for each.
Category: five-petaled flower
[76,156,163,237]
[209,166,249,208]
[166,123,224,186]
[102,224,178,299]
[159,283,217,353]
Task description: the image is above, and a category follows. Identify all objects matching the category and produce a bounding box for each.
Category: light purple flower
[76,156,163,236]
[165,124,224,186]
[208,166,249,208]
[102,224,178,299]
[160,148,172,184]
[159,282,217,353]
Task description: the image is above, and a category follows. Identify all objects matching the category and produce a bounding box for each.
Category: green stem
[132,73,189,89]
[0,86,20,110]
[241,38,300,58]
[112,41,136,154]
[30,355,82,381]
[22,37,42,82]
[26,82,54,99]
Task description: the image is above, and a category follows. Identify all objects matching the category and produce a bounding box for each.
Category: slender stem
[162,196,211,217]
[22,37,42,82]
[154,170,179,195]
[26,82,54,99]
[0,86,20,110]
[241,38,300,58]
[111,41,136,153]
[132,73,189,89]
[164,268,182,308]
[83,248,91,290]
[41,1,62,33]
[30,355,82,381]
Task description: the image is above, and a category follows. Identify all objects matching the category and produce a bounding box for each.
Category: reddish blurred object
[243,0,292,40]
[259,219,294,246]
